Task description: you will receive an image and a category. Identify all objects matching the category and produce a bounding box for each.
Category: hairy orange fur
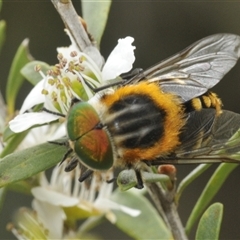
[101,82,186,163]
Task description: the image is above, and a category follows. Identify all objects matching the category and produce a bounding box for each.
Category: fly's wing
[157,109,240,164]
[129,34,240,101]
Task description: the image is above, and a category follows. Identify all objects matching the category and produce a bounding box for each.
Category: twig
[146,182,188,240]
[51,0,104,68]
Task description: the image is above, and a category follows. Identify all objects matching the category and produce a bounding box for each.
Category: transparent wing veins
[131,34,240,101]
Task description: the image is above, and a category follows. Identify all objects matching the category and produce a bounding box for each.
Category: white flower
[9,36,135,134]
[17,124,65,150]
[102,36,136,80]
[9,165,140,239]
[8,208,79,240]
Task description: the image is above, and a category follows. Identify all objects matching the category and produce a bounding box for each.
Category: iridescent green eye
[67,102,113,170]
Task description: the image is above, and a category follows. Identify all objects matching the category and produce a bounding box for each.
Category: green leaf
[6,39,33,115]
[196,203,223,240]
[2,125,17,142]
[0,141,67,188]
[0,91,6,134]
[82,0,112,46]
[0,130,29,158]
[176,164,211,204]
[111,190,173,239]
[0,0,2,12]
[7,179,37,195]
[185,163,238,235]
[2,102,48,156]
[217,128,240,161]
[0,187,6,214]
[0,20,6,54]
[21,61,51,86]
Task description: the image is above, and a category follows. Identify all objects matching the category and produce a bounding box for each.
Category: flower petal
[32,187,79,207]
[102,36,135,80]
[118,205,141,217]
[48,123,66,141]
[20,80,45,114]
[9,112,59,133]
[94,198,140,217]
[57,29,79,56]
[32,199,66,239]
[105,211,117,223]
[17,124,66,150]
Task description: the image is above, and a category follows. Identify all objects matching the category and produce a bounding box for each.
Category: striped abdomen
[184,91,222,114]
[99,82,185,164]
[106,94,165,149]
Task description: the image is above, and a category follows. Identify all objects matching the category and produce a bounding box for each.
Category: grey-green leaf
[196,203,223,240]
[6,39,33,115]
[0,20,6,54]
[111,190,172,239]
[82,0,112,46]
[1,129,29,158]
[0,142,66,188]
[0,187,6,214]
[176,164,211,204]
[21,61,51,86]
[185,163,238,235]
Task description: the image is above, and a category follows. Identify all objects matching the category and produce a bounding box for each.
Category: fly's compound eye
[67,102,113,170]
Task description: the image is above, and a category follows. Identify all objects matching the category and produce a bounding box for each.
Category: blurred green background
[1,1,240,239]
